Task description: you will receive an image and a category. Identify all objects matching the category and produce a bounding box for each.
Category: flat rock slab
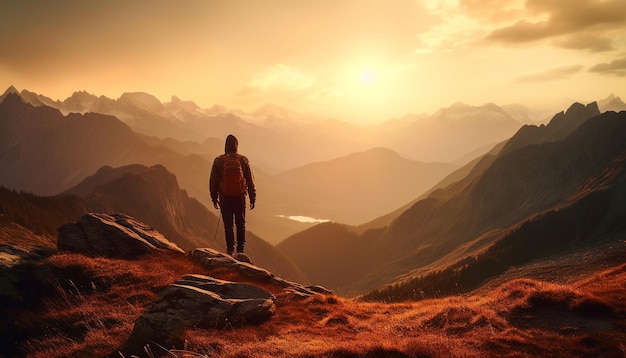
[191,248,333,298]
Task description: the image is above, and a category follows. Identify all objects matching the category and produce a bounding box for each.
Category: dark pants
[220,195,246,253]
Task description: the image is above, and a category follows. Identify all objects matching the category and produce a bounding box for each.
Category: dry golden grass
[9,251,214,357]
[181,262,626,358]
[11,252,626,358]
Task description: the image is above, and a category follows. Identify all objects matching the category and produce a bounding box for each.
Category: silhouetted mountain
[64,164,147,196]
[70,164,214,250]
[277,223,384,292]
[0,93,311,243]
[501,102,601,155]
[368,109,626,295]
[0,161,306,282]
[73,164,306,282]
[12,87,535,168]
[0,93,145,194]
[364,110,626,301]
[15,88,313,171]
[374,102,523,163]
[356,141,506,233]
[0,86,19,103]
[275,148,458,225]
[278,103,626,296]
[598,94,626,112]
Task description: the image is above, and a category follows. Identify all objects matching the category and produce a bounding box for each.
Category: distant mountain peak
[558,101,600,123]
[433,101,512,124]
[64,91,99,109]
[502,101,601,155]
[166,95,202,113]
[3,85,19,95]
[1,86,21,103]
[119,92,163,112]
[0,91,25,107]
[598,93,626,113]
[253,103,302,120]
[448,102,470,109]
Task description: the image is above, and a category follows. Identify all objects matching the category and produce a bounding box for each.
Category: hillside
[279,104,626,296]
[356,141,507,232]
[1,225,624,357]
[275,147,458,225]
[0,164,306,283]
[64,164,307,282]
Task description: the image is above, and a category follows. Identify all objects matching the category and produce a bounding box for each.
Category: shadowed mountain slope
[276,223,385,292]
[72,164,219,251]
[0,93,210,199]
[0,162,306,283]
[366,108,626,295]
[0,188,86,248]
[356,141,507,233]
[501,102,600,155]
[279,104,626,296]
[275,148,458,225]
[65,164,307,282]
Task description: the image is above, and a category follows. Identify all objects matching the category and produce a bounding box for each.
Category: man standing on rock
[210,134,256,256]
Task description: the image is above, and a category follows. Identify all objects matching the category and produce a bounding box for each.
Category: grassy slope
[3,237,624,358]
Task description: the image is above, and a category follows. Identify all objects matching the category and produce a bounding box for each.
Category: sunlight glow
[359,70,377,85]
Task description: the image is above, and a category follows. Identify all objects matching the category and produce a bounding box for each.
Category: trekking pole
[212,215,221,241]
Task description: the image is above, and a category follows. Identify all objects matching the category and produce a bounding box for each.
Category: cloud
[413,3,486,53]
[514,65,584,83]
[459,0,525,23]
[589,57,626,77]
[413,0,525,53]
[486,0,626,50]
[555,33,615,52]
[248,64,315,92]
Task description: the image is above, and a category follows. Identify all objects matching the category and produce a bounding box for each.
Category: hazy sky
[1,0,625,123]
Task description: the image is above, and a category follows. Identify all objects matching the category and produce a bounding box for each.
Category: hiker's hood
[225,134,238,154]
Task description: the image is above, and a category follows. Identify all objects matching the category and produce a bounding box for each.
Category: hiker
[210,134,256,255]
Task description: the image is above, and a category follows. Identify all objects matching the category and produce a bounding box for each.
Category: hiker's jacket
[209,153,256,204]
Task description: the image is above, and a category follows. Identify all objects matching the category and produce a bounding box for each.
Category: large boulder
[121,274,275,354]
[57,213,184,258]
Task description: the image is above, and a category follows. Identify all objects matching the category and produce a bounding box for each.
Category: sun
[359,70,377,85]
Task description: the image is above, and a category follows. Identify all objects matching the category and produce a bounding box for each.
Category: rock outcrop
[120,247,335,355]
[57,213,184,257]
[122,274,276,354]
[54,215,333,355]
[191,248,332,299]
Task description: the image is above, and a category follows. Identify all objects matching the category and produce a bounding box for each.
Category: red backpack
[220,154,247,196]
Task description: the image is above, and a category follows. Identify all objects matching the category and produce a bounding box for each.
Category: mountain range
[0,89,464,242]
[2,85,626,297]
[1,84,626,356]
[278,102,626,296]
[6,85,552,167]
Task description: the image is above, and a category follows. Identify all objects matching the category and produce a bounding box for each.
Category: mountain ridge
[278,103,626,295]
[0,92,464,242]
[6,85,535,165]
